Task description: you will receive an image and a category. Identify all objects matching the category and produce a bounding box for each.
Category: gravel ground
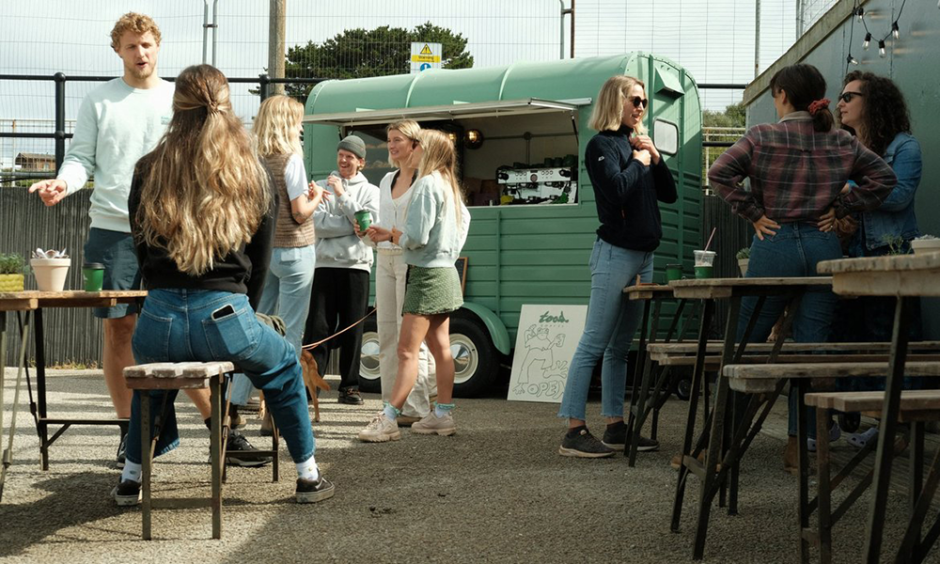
[1,368,938,564]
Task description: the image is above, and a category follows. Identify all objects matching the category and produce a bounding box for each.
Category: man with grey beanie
[304,135,380,405]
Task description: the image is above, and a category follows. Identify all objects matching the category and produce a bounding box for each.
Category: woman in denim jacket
[826,71,923,448]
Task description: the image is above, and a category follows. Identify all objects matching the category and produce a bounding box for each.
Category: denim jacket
[850,133,922,256]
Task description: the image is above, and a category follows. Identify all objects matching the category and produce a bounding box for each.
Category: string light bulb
[892,21,900,40]
[846,53,859,66]
[878,39,887,58]
[863,32,872,50]
[856,6,865,21]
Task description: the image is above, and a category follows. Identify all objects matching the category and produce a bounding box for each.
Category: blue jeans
[558,239,653,422]
[127,289,315,465]
[230,245,316,405]
[735,223,841,438]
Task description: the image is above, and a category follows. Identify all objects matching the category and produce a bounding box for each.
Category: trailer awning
[302,98,590,127]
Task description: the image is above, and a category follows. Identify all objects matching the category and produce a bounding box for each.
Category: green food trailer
[302,53,703,396]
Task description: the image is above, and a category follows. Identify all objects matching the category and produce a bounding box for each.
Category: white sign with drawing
[507,304,587,403]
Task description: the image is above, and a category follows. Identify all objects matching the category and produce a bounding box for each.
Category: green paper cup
[354,210,372,231]
[666,264,682,282]
[82,262,105,292]
[694,265,714,279]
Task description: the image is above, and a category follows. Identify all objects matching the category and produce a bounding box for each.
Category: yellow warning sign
[419,44,433,55]
[411,54,442,63]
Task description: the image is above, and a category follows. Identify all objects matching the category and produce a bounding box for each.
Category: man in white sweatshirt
[27,13,217,468]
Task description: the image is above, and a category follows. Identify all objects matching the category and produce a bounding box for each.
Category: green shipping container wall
[303,53,702,370]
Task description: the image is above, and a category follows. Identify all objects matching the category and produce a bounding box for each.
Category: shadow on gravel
[0,471,132,558]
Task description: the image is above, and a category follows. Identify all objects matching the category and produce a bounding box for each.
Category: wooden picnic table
[667,276,833,560]
[0,290,147,474]
[817,252,940,563]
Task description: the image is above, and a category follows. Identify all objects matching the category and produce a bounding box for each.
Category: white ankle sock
[296,458,319,481]
[434,402,455,418]
[121,461,142,483]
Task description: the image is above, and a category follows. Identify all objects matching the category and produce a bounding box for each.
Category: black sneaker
[338,388,364,406]
[224,430,272,468]
[602,423,660,452]
[115,432,127,469]
[111,479,141,506]
[296,475,335,504]
[558,427,615,458]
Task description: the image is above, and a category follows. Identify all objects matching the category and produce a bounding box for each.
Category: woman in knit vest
[227,95,325,429]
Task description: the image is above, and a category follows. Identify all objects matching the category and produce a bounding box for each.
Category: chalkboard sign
[454,256,468,295]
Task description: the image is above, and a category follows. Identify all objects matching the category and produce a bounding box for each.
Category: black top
[128,158,277,309]
[584,126,678,252]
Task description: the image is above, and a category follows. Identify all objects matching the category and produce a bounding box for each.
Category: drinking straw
[703,227,717,252]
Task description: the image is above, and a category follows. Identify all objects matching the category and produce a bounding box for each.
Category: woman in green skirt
[358,129,467,442]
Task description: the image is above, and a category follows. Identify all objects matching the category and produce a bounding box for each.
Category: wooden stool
[124,361,234,540]
[804,390,940,564]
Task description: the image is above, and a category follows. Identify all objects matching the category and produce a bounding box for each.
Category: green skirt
[402,265,463,316]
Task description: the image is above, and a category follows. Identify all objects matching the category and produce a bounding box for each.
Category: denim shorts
[82,228,141,318]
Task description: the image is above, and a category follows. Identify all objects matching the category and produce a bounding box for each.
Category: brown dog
[258,349,331,426]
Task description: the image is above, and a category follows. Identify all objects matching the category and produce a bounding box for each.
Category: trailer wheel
[450,310,499,398]
[358,317,381,393]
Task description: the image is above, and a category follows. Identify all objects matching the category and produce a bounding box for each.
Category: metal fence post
[259,73,270,102]
[54,72,66,171]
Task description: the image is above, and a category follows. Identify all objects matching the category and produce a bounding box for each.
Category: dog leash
[301,307,376,351]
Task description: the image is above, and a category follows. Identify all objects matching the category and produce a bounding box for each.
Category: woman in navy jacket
[557,75,677,458]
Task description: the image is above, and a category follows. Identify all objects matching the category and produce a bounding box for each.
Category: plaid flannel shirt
[708,112,897,223]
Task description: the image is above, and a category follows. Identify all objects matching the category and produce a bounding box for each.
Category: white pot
[911,239,940,255]
[737,259,749,277]
[30,258,71,292]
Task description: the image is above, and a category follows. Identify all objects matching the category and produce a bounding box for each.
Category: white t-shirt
[376,170,417,251]
[283,153,309,201]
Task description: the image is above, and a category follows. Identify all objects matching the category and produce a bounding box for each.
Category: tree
[702,102,747,184]
[282,23,473,99]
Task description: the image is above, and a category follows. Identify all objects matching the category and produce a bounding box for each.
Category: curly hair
[840,71,912,156]
[110,12,161,50]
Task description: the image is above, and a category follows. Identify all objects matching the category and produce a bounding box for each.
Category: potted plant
[30,248,71,292]
[911,234,940,255]
[735,247,751,277]
[0,253,28,292]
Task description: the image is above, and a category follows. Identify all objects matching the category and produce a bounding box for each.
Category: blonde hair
[110,12,161,50]
[254,95,304,157]
[136,64,270,276]
[417,129,463,226]
[589,75,647,134]
[386,119,421,168]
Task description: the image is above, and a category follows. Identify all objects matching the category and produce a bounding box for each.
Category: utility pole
[268,0,286,96]
[754,0,761,78]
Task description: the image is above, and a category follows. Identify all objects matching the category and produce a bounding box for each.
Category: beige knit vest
[266,153,316,248]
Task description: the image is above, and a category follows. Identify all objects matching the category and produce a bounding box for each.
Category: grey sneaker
[411,412,456,436]
[296,475,335,504]
[111,480,141,506]
[357,413,401,443]
[559,427,615,458]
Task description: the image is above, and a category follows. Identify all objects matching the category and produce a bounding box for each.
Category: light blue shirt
[399,171,468,268]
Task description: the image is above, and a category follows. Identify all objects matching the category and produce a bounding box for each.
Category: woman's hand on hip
[630,135,661,164]
[817,208,837,232]
[752,215,780,241]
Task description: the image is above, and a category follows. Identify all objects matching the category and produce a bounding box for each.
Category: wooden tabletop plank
[623,284,677,300]
[0,297,38,312]
[0,290,147,308]
[819,252,940,274]
[805,390,940,412]
[668,277,832,299]
[646,341,940,355]
[723,361,940,380]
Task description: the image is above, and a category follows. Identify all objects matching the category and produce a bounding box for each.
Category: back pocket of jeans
[133,309,172,362]
[203,306,258,361]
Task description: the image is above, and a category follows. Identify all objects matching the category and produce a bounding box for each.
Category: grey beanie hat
[337,135,367,159]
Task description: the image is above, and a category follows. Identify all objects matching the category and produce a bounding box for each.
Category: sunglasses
[629,96,649,109]
[839,92,864,103]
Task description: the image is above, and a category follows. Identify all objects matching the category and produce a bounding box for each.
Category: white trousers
[375,250,437,417]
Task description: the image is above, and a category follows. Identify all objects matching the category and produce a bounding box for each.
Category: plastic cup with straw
[694,227,717,278]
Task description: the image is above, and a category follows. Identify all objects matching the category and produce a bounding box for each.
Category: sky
[0,0,838,166]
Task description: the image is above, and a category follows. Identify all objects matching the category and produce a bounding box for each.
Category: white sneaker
[411,411,456,436]
[357,413,401,443]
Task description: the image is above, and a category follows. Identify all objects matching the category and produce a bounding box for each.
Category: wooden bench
[804,391,940,564]
[723,362,940,394]
[124,362,235,540]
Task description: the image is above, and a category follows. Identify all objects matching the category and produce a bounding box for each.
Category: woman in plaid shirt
[708,63,897,471]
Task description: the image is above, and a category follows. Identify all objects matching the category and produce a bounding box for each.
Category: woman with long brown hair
[358,129,468,442]
[112,64,333,505]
